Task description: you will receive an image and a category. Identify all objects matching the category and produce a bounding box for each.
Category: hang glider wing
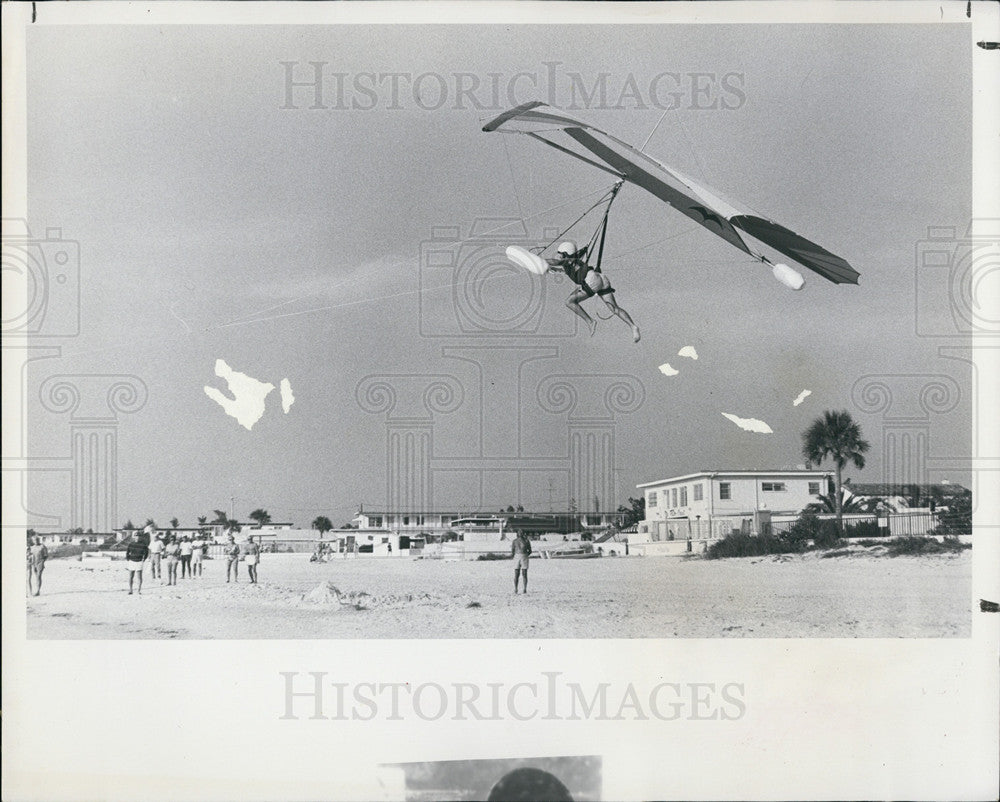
[483,101,859,285]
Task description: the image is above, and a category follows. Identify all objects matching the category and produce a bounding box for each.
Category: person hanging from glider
[505,180,641,342]
[546,239,641,342]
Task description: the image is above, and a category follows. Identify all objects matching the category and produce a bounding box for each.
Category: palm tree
[802,410,871,535]
[197,516,207,526]
[169,517,179,529]
[312,516,333,536]
[249,508,272,527]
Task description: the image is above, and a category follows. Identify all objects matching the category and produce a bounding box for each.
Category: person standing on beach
[179,536,193,579]
[125,533,149,595]
[225,535,241,583]
[244,537,260,584]
[27,536,48,596]
[149,533,164,582]
[164,535,181,586]
[191,533,204,577]
[511,531,532,594]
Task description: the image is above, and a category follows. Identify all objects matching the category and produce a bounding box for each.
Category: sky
[21,22,974,530]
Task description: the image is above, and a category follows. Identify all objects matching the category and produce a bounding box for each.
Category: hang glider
[483,101,860,287]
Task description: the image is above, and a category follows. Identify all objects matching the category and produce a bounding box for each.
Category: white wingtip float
[505,245,549,275]
[485,101,860,289]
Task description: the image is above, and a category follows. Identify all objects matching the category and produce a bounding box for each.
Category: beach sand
[25,549,971,639]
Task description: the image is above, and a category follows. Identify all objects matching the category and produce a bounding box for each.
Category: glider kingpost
[483,101,860,287]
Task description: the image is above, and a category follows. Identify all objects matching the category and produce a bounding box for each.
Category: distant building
[352,509,624,534]
[844,482,969,510]
[32,531,112,547]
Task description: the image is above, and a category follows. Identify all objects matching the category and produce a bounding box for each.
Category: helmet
[556,240,578,257]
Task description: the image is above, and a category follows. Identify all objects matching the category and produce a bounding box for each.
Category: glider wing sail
[483,101,859,285]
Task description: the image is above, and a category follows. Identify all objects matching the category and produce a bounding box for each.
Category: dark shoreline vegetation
[706,512,971,561]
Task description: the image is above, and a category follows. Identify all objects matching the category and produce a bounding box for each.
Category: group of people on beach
[124,529,260,594]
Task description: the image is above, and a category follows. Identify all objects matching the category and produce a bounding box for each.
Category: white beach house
[631,469,832,555]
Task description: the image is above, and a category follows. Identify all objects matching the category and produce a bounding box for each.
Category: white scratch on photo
[280,378,295,414]
[203,359,274,431]
[721,412,773,434]
[793,389,812,406]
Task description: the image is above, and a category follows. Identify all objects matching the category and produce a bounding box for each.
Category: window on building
[719,483,731,500]
[680,487,688,506]
[647,492,658,508]
[402,516,410,525]
[693,483,703,502]
[808,482,820,495]
[371,516,382,528]
[586,515,602,526]
[671,488,678,507]
[761,482,787,492]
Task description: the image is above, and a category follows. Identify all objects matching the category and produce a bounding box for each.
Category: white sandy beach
[25,548,971,639]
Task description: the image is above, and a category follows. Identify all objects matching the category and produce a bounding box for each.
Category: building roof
[637,469,833,489]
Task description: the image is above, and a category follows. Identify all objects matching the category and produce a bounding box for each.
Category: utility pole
[230,496,235,523]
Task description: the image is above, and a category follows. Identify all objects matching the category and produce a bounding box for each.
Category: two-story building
[631,469,832,555]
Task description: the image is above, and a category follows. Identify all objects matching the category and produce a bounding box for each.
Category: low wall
[629,539,711,557]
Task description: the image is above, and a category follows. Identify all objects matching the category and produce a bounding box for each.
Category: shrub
[476,553,512,561]
[47,544,84,560]
[706,532,801,560]
[886,536,971,557]
[784,512,841,549]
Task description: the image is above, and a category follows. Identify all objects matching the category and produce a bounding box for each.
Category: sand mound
[302,582,343,604]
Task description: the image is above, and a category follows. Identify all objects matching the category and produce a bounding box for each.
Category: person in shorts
[510,531,532,594]
[179,536,193,579]
[28,536,48,596]
[190,534,204,577]
[164,535,181,586]
[546,240,640,342]
[125,533,149,595]
[225,535,241,583]
[148,533,164,581]
[243,537,260,584]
